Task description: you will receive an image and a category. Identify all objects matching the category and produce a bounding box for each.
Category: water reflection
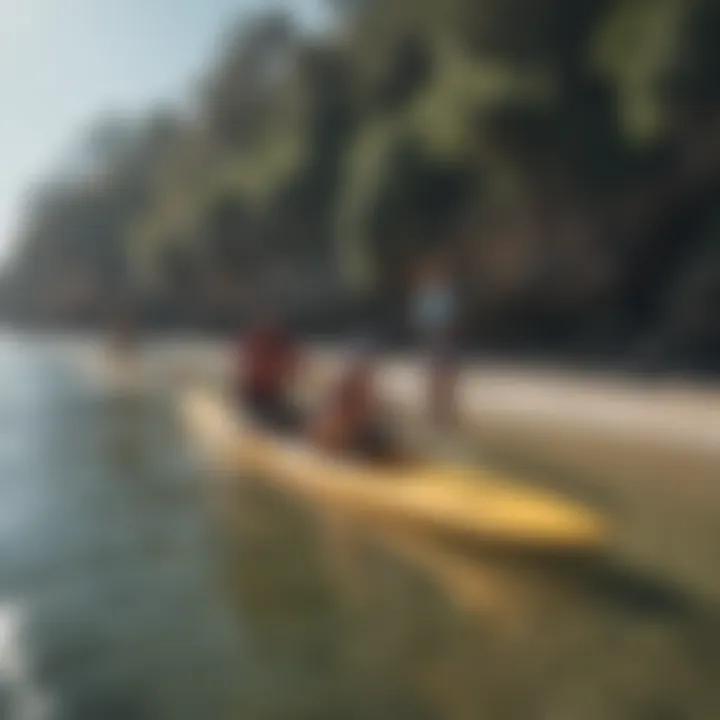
[0,601,55,720]
[0,339,718,719]
[205,458,720,719]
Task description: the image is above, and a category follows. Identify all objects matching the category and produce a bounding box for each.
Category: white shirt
[413,283,456,335]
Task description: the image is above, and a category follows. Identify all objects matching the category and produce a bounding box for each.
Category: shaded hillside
[2,0,720,372]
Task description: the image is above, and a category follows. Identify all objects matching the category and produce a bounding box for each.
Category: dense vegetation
[3,0,720,372]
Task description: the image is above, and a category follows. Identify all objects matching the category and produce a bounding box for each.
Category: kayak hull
[181,388,610,554]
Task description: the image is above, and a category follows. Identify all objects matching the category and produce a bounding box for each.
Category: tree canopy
[4,0,720,369]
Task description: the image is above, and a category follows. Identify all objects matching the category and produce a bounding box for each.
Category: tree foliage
[4,0,720,366]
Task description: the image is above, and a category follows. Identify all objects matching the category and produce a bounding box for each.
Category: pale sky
[0,0,324,259]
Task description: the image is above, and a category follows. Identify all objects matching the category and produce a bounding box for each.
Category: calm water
[0,338,719,719]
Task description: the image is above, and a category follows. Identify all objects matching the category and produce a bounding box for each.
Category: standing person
[411,254,460,426]
[234,306,301,432]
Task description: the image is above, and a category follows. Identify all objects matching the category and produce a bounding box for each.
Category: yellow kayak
[181,388,610,554]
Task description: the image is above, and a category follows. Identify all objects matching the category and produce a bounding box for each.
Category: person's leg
[430,339,458,427]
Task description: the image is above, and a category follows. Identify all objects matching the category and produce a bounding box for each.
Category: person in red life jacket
[235,310,300,431]
[308,347,400,463]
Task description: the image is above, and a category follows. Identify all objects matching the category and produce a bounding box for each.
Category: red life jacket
[239,326,296,398]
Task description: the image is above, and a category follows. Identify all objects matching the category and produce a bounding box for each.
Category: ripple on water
[1,339,720,719]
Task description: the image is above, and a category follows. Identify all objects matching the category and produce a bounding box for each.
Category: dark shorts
[354,422,397,463]
[244,391,300,434]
